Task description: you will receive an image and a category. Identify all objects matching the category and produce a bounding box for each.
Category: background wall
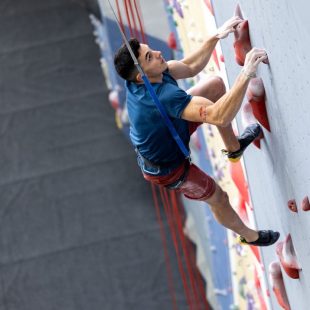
[0,1,194,309]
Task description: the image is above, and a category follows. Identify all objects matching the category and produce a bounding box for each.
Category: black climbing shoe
[222,123,262,162]
[239,230,280,247]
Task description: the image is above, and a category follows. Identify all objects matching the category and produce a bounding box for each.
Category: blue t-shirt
[126,70,192,173]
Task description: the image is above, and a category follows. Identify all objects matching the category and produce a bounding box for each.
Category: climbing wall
[164,0,269,309]
[212,1,310,309]
[100,0,310,308]
[165,0,310,309]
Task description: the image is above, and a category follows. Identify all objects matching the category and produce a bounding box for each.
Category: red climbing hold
[253,138,261,149]
[301,196,310,211]
[253,130,264,149]
[249,99,271,132]
[287,199,297,213]
[269,261,291,310]
[276,234,301,279]
[246,77,265,102]
[233,20,251,66]
[108,90,119,110]
[246,78,271,132]
[242,100,256,123]
[167,32,177,50]
[233,15,269,66]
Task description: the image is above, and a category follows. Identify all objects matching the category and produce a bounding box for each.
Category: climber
[113,16,279,246]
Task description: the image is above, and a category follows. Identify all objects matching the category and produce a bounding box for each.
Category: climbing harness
[107,0,191,163]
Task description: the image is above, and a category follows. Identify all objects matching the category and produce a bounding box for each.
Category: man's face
[138,44,168,79]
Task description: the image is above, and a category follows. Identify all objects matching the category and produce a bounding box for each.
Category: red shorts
[143,122,216,201]
[144,161,216,201]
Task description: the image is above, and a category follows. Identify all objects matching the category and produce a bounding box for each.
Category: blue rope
[142,75,191,160]
[107,0,190,161]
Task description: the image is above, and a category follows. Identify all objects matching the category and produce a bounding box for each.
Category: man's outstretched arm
[181,48,268,126]
[168,16,242,80]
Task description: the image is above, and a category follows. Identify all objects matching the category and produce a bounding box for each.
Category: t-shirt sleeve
[159,83,192,119]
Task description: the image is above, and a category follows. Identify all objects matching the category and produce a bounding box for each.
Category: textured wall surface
[212,1,310,309]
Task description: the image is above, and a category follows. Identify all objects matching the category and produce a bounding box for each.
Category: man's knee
[187,76,226,100]
[197,76,226,102]
[207,185,229,206]
[208,76,226,99]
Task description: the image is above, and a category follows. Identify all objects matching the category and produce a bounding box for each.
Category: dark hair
[114,38,140,82]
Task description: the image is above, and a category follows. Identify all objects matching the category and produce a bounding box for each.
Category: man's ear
[135,72,143,83]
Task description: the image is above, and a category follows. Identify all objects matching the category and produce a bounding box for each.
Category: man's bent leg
[187,76,240,152]
[175,162,258,242]
[149,162,278,245]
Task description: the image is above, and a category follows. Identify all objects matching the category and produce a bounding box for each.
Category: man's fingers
[243,48,268,75]
[252,52,268,64]
[217,16,243,39]
[223,16,242,28]
[228,27,236,34]
[250,52,267,63]
[228,16,243,27]
[246,48,267,63]
[253,55,268,66]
